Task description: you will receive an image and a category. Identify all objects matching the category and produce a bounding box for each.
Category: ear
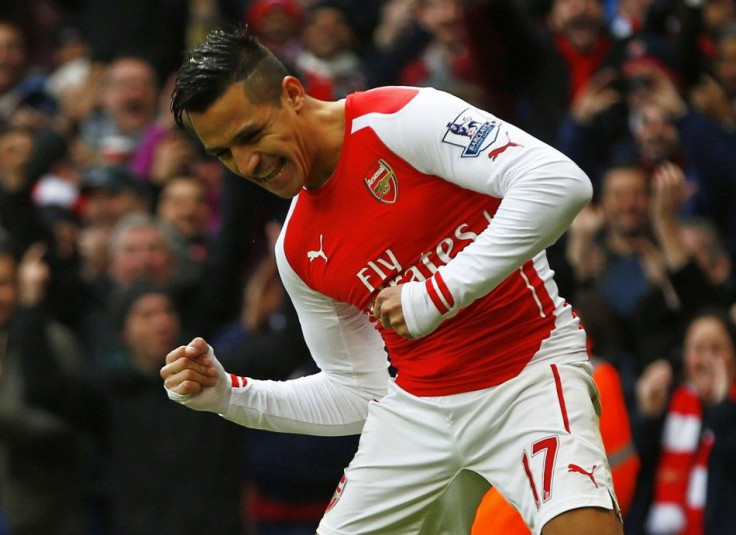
[282,75,306,111]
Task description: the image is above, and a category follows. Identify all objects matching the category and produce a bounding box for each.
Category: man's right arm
[163,243,390,437]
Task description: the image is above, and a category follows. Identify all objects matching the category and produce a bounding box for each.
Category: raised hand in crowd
[630,236,680,310]
[147,130,196,186]
[649,162,693,271]
[635,358,674,418]
[624,60,687,119]
[17,243,50,307]
[372,0,420,51]
[240,221,283,334]
[570,68,624,125]
[566,203,607,282]
[57,62,107,126]
[689,73,735,127]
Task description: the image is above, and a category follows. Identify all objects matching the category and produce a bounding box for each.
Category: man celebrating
[161,26,622,535]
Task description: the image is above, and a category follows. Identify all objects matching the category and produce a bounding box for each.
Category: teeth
[258,160,282,182]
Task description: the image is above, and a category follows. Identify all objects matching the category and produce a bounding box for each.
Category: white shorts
[318,361,619,535]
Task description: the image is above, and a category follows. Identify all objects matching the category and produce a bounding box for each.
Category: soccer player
[160,26,623,535]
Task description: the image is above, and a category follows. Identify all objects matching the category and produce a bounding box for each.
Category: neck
[302,96,346,190]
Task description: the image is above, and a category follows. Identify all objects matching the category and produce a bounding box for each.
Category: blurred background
[0,0,734,534]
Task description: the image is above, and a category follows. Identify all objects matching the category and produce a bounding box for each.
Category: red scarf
[649,385,712,535]
[554,33,611,102]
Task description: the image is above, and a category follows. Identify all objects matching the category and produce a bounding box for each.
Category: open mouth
[255,158,285,183]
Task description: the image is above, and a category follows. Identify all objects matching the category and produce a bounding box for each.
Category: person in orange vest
[472,355,641,533]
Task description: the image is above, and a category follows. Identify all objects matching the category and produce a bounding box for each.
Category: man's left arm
[371,88,592,338]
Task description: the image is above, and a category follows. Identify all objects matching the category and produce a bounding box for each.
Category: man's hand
[160,337,230,413]
[372,285,412,338]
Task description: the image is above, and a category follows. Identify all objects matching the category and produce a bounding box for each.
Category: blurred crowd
[0,0,734,534]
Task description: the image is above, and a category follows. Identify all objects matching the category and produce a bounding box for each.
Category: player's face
[189,78,310,199]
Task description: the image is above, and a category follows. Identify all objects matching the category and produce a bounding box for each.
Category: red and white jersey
[275,86,590,398]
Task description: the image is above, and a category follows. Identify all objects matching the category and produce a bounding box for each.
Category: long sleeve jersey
[216,86,592,435]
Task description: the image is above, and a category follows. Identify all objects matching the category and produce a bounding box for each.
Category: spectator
[689,24,736,131]
[74,164,152,291]
[76,212,180,370]
[566,163,654,331]
[567,161,734,374]
[466,0,618,143]
[0,19,57,131]
[21,277,246,535]
[397,0,487,107]
[295,0,366,100]
[0,126,54,253]
[213,223,360,535]
[561,52,736,264]
[107,213,178,289]
[156,174,212,281]
[44,22,92,106]
[212,221,307,379]
[246,0,305,70]
[78,164,151,231]
[77,56,159,167]
[557,33,686,192]
[627,357,675,535]
[0,237,87,535]
[629,96,736,265]
[370,0,420,53]
[703,372,736,535]
[674,0,736,87]
[631,166,735,372]
[646,309,735,535]
[127,73,199,190]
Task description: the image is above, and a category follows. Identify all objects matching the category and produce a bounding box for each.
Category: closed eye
[235,128,263,146]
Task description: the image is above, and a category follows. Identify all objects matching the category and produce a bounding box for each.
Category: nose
[231,146,260,178]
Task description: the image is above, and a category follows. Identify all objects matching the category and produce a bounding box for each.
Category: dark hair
[686,307,736,351]
[170,26,288,128]
[109,280,175,333]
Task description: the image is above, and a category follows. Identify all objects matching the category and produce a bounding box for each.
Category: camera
[626,75,653,93]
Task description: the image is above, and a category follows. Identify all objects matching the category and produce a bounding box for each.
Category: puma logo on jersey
[568,463,598,488]
[488,133,523,161]
[307,235,328,263]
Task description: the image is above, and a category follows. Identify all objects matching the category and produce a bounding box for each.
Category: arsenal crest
[364,159,398,204]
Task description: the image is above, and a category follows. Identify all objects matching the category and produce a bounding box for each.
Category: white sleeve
[220,225,390,436]
[359,88,593,337]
